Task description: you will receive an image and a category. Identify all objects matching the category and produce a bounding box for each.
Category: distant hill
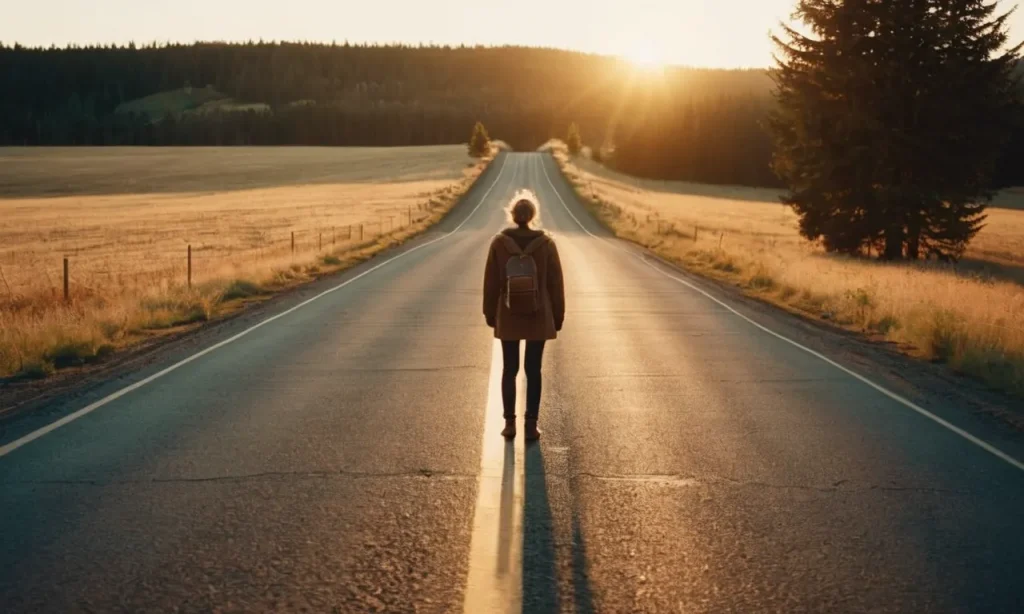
[115,86,270,121]
[115,86,228,120]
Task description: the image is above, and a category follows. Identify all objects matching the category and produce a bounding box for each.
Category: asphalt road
[2,152,1023,613]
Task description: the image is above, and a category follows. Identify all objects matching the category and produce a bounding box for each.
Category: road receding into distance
[1,152,1023,613]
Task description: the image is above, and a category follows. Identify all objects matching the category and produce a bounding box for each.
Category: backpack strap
[522,234,549,255]
[499,231,548,255]
[498,234,523,255]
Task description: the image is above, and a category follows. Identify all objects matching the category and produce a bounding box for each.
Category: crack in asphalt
[9,469,968,495]
[342,365,482,373]
[572,472,968,494]
[5,468,476,486]
[582,374,844,383]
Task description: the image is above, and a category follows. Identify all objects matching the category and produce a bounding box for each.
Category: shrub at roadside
[469,122,491,158]
[566,122,582,156]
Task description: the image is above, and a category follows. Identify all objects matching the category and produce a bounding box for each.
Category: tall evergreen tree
[566,122,582,155]
[770,0,1021,260]
[468,121,490,157]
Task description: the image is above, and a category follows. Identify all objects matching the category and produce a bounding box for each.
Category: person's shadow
[497,441,516,576]
[521,442,596,614]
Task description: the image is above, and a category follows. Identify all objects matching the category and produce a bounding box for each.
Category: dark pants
[501,340,546,420]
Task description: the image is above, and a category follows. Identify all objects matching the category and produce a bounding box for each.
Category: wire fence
[0,201,444,305]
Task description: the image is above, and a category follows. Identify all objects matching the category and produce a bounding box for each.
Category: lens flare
[623,42,664,71]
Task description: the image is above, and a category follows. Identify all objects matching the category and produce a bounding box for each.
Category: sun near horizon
[621,40,666,72]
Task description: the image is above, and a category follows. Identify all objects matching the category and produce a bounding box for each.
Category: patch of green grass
[870,315,900,335]
[16,360,55,380]
[220,279,263,302]
[138,296,211,330]
[832,312,856,326]
[928,310,966,362]
[711,258,739,274]
[45,340,99,368]
[954,347,1024,396]
[172,305,209,327]
[748,271,775,291]
[141,297,182,313]
[272,268,301,285]
[98,319,126,341]
[321,254,343,266]
[848,287,874,307]
[795,289,829,314]
[844,287,877,328]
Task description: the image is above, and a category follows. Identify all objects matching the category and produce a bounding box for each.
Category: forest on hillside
[1,42,1021,187]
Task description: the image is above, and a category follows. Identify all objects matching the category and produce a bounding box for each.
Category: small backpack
[500,234,547,315]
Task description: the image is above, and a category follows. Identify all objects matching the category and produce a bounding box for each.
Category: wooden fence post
[291,231,295,255]
[359,224,364,240]
[187,245,192,289]
[63,257,69,302]
[694,226,698,242]
[319,232,322,252]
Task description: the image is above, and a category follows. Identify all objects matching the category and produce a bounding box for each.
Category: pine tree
[770,0,1021,260]
[566,122,582,155]
[468,121,490,157]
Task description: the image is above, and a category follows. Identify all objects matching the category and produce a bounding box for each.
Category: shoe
[524,419,541,441]
[501,419,516,439]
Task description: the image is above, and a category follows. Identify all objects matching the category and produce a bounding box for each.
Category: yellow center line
[462,340,525,613]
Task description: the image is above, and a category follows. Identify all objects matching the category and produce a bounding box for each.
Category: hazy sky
[4,0,1024,68]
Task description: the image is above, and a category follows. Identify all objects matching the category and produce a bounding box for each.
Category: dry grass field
[0,146,488,381]
[558,152,1024,397]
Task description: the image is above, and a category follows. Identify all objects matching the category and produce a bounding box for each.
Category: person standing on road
[483,189,565,441]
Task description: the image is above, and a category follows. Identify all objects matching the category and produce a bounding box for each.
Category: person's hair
[507,189,541,228]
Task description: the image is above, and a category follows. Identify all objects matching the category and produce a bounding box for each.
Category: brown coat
[483,227,565,340]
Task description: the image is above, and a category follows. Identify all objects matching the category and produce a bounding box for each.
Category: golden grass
[0,146,490,380]
[558,153,1024,397]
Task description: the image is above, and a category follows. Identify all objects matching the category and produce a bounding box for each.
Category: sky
[3,0,1024,69]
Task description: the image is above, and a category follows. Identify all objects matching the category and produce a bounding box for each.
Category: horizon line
[0,38,772,71]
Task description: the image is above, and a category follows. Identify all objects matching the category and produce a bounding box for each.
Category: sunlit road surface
[2,152,1024,613]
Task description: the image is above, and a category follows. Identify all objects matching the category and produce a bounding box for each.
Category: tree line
[0,41,783,183]
[0,42,610,149]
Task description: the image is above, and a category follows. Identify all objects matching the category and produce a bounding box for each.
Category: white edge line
[0,154,512,459]
[538,154,1024,473]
